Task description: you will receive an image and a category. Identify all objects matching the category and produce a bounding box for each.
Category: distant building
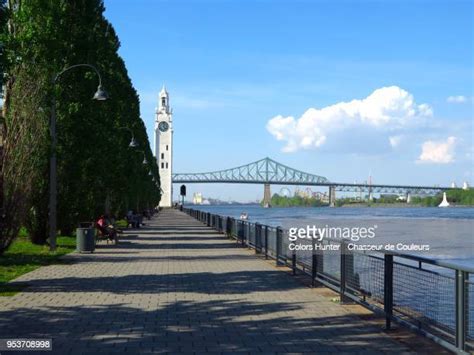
[193,193,203,205]
[380,194,398,199]
[313,191,329,202]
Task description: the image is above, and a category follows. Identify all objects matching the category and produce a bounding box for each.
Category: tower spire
[159,84,169,113]
[160,84,168,95]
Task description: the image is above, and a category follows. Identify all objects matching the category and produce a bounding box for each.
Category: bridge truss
[173,157,329,185]
[172,157,450,195]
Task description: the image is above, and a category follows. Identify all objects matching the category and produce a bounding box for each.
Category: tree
[0,0,160,253]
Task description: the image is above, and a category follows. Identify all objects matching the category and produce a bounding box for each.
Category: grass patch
[0,236,76,296]
[115,219,128,228]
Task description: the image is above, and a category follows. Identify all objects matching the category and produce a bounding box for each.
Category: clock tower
[155,85,173,207]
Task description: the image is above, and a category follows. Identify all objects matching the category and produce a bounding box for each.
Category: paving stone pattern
[0,209,435,354]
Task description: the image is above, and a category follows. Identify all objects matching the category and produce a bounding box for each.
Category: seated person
[96,215,118,241]
[126,210,140,228]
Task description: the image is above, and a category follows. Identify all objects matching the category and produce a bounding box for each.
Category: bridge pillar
[329,186,336,207]
[263,184,272,208]
[406,193,411,204]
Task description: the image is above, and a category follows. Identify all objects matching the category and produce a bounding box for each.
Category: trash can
[76,227,95,253]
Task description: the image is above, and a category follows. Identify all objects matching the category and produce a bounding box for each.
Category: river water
[191,204,474,341]
[191,205,474,269]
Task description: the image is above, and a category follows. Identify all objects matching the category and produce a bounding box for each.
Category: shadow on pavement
[0,299,401,354]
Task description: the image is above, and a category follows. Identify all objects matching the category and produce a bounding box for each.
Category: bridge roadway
[0,209,447,354]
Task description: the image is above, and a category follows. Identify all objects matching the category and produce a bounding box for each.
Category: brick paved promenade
[0,209,444,354]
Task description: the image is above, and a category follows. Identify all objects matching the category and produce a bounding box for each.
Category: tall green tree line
[0,0,160,253]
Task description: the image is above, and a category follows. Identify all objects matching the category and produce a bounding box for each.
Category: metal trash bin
[76,227,95,253]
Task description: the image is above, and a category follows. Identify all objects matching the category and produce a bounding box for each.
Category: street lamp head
[142,157,148,165]
[148,171,152,176]
[93,85,109,101]
[129,137,139,148]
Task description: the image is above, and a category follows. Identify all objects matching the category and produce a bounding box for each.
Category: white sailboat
[438,192,450,207]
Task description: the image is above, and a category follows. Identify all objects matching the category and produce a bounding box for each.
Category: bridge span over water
[172,157,451,206]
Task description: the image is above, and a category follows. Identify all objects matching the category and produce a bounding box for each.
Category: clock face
[158,121,169,132]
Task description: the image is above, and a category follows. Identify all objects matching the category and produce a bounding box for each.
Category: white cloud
[266,86,432,153]
[417,136,457,164]
[447,95,467,103]
[389,135,403,148]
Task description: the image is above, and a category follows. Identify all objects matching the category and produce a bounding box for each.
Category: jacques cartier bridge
[172,157,451,206]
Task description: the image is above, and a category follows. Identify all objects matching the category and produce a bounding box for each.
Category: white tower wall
[155,86,173,208]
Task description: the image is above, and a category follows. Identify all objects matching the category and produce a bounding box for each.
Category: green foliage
[0,0,160,253]
[410,195,442,207]
[377,195,399,204]
[446,188,474,205]
[391,189,473,207]
[0,1,6,96]
[115,219,128,228]
[0,234,75,296]
[268,193,327,207]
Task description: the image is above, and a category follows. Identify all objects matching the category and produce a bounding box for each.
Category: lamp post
[49,64,108,251]
[118,127,139,148]
[135,149,148,165]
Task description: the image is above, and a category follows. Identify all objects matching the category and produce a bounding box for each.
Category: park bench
[95,223,119,245]
[126,214,143,228]
[80,221,119,245]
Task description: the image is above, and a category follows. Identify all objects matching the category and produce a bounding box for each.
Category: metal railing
[183,207,473,354]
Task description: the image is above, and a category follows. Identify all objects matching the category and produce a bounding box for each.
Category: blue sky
[104,0,473,202]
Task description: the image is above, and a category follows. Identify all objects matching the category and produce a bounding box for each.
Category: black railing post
[455,270,467,351]
[264,226,269,259]
[226,217,232,238]
[340,241,350,304]
[238,221,245,246]
[384,254,394,330]
[255,223,260,254]
[232,218,236,240]
[292,248,296,275]
[276,227,283,266]
[311,249,318,287]
[246,223,251,249]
